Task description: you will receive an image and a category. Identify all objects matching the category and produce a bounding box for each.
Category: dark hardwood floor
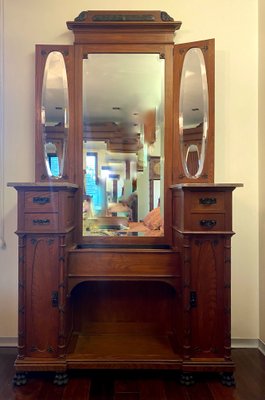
[0,348,264,400]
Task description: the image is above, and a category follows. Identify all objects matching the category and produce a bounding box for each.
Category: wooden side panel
[24,236,59,357]
[59,190,76,230]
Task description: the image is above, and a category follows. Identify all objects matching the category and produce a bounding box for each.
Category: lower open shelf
[14,331,234,374]
[65,332,182,369]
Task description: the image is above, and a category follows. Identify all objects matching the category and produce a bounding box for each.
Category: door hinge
[51,291,59,307]
[190,291,197,308]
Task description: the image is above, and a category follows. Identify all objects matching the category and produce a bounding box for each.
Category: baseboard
[258,339,265,355]
[231,338,259,348]
[0,337,17,347]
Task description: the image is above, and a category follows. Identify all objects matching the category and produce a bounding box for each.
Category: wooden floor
[0,348,265,399]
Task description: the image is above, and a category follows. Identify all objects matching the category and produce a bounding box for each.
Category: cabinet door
[173,39,215,183]
[24,236,59,357]
[189,236,230,358]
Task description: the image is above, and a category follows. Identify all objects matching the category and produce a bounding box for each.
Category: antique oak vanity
[9,10,242,386]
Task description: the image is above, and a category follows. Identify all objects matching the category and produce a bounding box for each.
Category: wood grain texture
[1,348,264,400]
[10,9,241,381]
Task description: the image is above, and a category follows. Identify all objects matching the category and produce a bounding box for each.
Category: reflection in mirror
[179,47,208,178]
[82,54,164,237]
[41,51,69,178]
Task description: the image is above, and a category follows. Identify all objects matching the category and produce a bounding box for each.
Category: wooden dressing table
[9,10,242,386]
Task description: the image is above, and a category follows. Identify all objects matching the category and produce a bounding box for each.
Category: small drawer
[190,213,225,231]
[24,191,59,212]
[191,192,225,212]
[24,213,58,231]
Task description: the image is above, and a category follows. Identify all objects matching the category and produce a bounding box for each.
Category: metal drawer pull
[32,219,50,225]
[199,197,217,205]
[200,219,216,228]
[33,196,50,205]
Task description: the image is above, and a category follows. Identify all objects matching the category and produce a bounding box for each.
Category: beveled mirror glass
[41,51,69,178]
[82,53,164,237]
[179,47,208,178]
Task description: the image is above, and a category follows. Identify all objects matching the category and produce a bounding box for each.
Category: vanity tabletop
[170,182,243,189]
[7,182,79,189]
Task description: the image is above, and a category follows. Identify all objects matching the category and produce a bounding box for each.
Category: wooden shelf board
[66,333,180,364]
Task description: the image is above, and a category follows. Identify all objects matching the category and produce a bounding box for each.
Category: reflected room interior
[82,54,164,237]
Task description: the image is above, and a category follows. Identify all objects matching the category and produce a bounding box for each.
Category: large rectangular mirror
[82,53,164,237]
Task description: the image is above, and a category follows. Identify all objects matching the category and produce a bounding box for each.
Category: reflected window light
[101,166,111,180]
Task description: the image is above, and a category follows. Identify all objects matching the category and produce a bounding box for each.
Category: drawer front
[68,251,181,279]
[190,213,225,231]
[190,192,225,212]
[24,191,59,212]
[24,213,58,231]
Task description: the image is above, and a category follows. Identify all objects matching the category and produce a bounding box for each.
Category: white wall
[0,0,259,342]
[259,0,265,344]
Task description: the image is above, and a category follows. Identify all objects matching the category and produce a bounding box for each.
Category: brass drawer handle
[199,197,217,205]
[200,219,216,228]
[32,219,50,225]
[32,196,50,205]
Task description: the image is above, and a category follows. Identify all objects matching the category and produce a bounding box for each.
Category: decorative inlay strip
[92,14,155,22]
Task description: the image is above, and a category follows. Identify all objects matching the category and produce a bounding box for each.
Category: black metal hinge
[51,291,59,308]
[190,291,197,308]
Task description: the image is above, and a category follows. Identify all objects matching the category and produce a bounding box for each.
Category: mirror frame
[75,43,173,246]
[173,39,215,183]
[66,11,181,245]
[35,45,75,182]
